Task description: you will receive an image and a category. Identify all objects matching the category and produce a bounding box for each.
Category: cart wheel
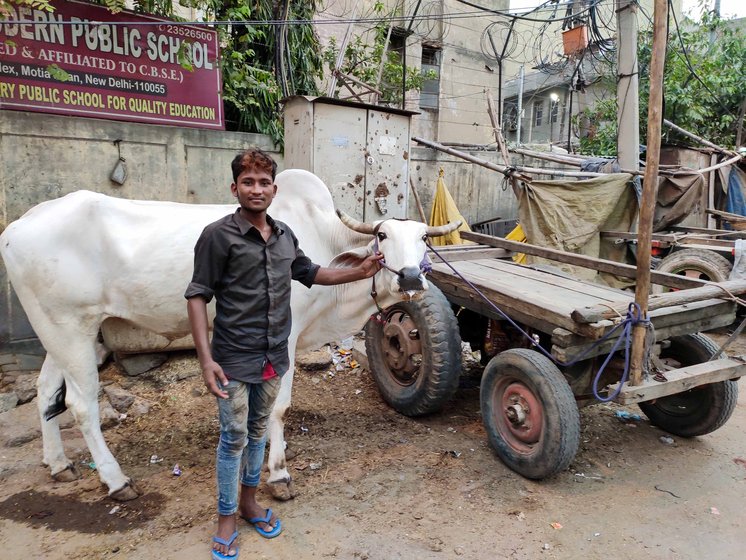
[365,285,461,417]
[639,333,739,437]
[480,349,580,479]
[652,248,732,293]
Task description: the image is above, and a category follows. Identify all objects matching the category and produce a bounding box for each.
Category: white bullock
[0,169,458,501]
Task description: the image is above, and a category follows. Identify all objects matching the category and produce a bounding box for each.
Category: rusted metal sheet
[364,109,411,220]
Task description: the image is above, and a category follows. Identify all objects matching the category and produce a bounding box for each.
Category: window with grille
[420,46,441,110]
[534,101,544,127]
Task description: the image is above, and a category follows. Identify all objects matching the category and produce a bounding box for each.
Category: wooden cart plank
[438,283,558,333]
[669,225,746,238]
[432,258,629,313]
[471,259,629,302]
[551,300,737,362]
[608,355,746,404]
[460,231,706,289]
[429,263,615,339]
[602,230,737,251]
[436,259,624,303]
[430,247,511,262]
[552,299,737,347]
[432,260,613,318]
[573,279,746,324]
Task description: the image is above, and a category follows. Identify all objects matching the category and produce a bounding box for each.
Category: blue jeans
[216,377,280,516]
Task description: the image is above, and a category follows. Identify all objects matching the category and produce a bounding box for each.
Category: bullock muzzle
[397,266,426,292]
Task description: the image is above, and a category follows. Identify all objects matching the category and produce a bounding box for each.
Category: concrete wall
[0,109,280,373]
[409,146,519,226]
[0,109,573,376]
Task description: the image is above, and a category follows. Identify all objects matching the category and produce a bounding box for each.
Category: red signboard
[0,0,223,129]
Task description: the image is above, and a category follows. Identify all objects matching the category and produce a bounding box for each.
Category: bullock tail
[44,380,68,420]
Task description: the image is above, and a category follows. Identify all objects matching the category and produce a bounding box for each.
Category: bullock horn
[336,210,376,235]
[426,221,462,237]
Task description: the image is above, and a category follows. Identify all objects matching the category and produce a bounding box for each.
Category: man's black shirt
[185,210,319,382]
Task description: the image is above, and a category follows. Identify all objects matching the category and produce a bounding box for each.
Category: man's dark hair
[231,148,277,182]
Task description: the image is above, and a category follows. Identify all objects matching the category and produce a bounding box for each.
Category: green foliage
[575,97,618,156]
[89,0,175,16]
[191,0,322,146]
[574,11,746,156]
[0,0,53,17]
[47,63,71,82]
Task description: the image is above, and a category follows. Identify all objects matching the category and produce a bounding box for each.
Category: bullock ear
[327,246,371,269]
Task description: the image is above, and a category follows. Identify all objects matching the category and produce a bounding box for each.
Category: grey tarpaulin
[579,157,621,174]
[730,239,746,280]
[516,173,636,287]
[653,171,706,231]
[579,159,706,232]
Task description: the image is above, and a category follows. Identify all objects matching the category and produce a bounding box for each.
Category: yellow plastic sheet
[428,169,472,246]
[505,224,527,264]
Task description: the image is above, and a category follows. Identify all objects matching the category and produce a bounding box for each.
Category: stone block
[100,400,121,430]
[13,373,38,404]
[0,393,19,414]
[296,347,333,371]
[103,385,136,413]
[116,352,169,376]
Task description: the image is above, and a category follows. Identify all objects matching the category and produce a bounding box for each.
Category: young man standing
[185,148,382,560]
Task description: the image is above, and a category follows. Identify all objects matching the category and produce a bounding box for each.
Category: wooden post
[629,0,667,386]
[487,91,523,193]
[486,92,512,168]
[409,178,428,223]
[663,119,740,157]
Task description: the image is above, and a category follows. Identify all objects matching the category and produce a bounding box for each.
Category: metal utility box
[283,96,417,221]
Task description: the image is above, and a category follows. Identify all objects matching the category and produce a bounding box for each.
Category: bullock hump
[273,169,335,213]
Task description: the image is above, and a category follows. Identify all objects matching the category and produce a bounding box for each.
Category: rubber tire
[364,284,462,417]
[653,248,732,293]
[638,333,739,437]
[480,349,580,479]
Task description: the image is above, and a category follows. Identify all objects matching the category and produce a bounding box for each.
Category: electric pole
[616,0,640,172]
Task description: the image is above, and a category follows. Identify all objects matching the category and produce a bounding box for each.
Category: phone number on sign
[157,24,214,43]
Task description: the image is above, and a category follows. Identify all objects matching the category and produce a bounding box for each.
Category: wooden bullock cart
[363,230,746,479]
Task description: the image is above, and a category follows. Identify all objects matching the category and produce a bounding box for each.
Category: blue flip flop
[211,530,239,560]
[244,508,282,538]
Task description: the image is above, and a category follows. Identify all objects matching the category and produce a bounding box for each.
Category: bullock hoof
[266,478,296,501]
[52,463,82,482]
[110,479,140,501]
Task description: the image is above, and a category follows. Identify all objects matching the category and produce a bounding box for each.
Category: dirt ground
[0,332,745,560]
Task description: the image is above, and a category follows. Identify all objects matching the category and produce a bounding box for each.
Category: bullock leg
[265,343,297,501]
[43,335,138,501]
[37,355,80,482]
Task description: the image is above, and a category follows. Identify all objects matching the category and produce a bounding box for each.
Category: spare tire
[653,248,731,293]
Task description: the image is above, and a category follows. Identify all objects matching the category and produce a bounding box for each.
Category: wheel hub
[505,403,527,424]
[497,381,544,448]
[381,310,422,383]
